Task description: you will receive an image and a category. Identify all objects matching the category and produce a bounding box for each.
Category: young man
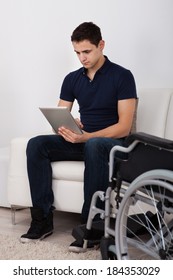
[20,22,137,248]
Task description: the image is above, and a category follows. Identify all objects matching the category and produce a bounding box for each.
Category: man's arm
[57,99,73,110]
[58,98,136,143]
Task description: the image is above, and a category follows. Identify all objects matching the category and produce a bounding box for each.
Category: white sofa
[7,88,173,223]
[0,147,10,207]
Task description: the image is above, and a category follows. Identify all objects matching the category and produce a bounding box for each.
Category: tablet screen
[39,107,83,134]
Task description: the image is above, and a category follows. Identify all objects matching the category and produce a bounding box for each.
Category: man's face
[72,40,104,69]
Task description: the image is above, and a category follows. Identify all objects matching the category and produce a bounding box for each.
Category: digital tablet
[39,107,83,134]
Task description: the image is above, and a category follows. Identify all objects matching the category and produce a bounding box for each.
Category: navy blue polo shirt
[60,57,137,132]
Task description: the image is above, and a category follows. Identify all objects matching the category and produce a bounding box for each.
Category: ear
[99,40,105,51]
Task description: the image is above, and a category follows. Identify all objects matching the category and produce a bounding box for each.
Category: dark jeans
[26,134,125,221]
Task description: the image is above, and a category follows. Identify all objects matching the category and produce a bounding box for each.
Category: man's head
[71,22,102,46]
[71,22,105,70]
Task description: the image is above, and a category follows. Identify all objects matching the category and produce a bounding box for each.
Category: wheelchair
[73,132,173,260]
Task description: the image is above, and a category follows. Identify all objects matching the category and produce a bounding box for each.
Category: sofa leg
[11,205,17,225]
[11,205,30,225]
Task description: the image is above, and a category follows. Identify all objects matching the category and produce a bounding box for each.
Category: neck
[87,55,105,80]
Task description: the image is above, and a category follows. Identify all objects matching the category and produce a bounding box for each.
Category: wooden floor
[0,207,81,246]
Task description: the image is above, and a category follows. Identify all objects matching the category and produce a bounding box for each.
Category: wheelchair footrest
[71,212,158,245]
[72,220,105,243]
[127,211,158,237]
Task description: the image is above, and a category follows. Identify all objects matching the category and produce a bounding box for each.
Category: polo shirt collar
[82,56,111,75]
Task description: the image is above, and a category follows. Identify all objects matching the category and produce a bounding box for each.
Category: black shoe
[69,240,99,253]
[20,208,53,243]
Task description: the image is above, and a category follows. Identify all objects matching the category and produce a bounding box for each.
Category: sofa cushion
[52,161,84,181]
[137,89,173,137]
[165,92,173,140]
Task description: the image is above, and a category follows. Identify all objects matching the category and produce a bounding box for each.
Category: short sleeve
[117,70,137,100]
[59,73,75,102]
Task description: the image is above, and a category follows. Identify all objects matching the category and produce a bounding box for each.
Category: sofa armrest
[8,138,29,176]
[7,137,32,207]
[8,131,52,178]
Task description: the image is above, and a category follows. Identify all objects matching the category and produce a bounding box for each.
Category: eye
[84,50,91,54]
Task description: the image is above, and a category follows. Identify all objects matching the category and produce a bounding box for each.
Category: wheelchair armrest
[125,132,173,150]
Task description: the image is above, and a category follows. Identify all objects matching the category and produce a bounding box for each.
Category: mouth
[83,62,89,67]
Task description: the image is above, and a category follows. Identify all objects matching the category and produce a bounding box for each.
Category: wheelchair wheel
[115,169,173,260]
[100,237,117,259]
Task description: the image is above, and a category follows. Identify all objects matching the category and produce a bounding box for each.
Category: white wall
[0,0,173,148]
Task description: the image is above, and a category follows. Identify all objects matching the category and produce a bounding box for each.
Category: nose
[79,53,87,63]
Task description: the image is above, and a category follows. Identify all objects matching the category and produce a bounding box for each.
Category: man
[20,22,137,249]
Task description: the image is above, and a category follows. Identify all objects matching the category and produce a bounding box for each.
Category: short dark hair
[71,22,102,46]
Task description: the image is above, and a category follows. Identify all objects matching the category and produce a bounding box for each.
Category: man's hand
[58,126,87,143]
[75,118,84,130]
